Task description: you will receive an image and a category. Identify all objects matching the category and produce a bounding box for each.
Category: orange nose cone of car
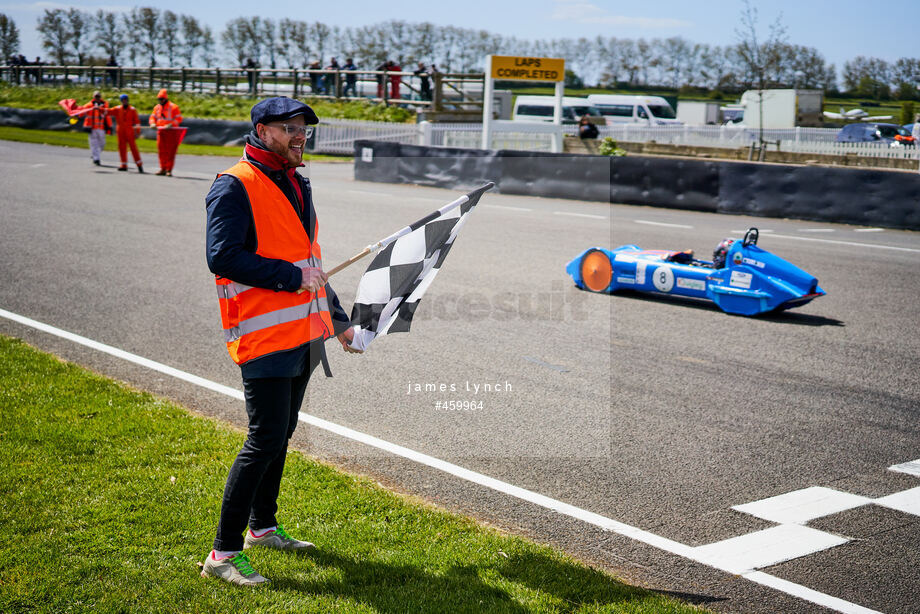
[581,250,613,292]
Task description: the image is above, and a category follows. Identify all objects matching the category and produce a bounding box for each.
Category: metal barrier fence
[0,64,484,112]
[313,119,920,161]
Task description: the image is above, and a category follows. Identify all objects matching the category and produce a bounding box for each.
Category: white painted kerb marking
[732,487,872,524]
[692,524,848,574]
[0,307,883,614]
[889,458,920,477]
[874,487,920,516]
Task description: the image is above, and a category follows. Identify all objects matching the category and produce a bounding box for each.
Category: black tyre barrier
[610,156,719,212]
[500,150,611,203]
[354,140,920,230]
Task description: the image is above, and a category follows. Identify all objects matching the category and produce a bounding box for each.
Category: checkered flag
[348,183,494,351]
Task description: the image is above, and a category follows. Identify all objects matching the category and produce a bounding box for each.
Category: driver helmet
[712,238,735,268]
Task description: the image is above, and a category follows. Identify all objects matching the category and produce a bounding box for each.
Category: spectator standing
[324,57,339,96]
[149,89,183,176]
[108,93,143,173]
[375,60,390,99]
[307,60,323,95]
[201,96,362,586]
[106,55,118,86]
[913,114,920,145]
[79,91,112,166]
[243,58,258,95]
[389,60,402,101]
[413,62,431,101]
[30,57,43,84]
[342,58,358,97]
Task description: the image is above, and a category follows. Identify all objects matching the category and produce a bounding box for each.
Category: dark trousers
[213,351,321,551]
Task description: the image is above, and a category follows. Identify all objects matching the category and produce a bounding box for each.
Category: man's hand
[337,327,363,354]
[299,267,328,294]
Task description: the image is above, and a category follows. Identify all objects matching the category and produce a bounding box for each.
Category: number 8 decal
[652,265,674,292]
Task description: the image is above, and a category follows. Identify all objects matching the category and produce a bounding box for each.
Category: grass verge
[0,335,705,613]
[0,84,415,123]
[0,126,350,161]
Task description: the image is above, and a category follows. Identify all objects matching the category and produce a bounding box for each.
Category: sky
[2,0,916,71]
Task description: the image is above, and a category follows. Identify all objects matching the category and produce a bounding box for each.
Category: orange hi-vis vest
[149,100,182,128]
[81,101,110,130]
[215,160,334,365]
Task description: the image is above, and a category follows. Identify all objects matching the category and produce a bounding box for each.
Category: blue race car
[566,228,825,315]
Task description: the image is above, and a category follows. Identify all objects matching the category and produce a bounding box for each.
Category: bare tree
[160,10,179,66]
[178,15,204,66]
[65,8,91,64]
[892,57,920,100]
[278,19,308,68]
[126,7,163,66]
[408,22,437,65]
[660,37,689,88]
[221,18,249,66]
[309,21,332,65]
[0,13,20,61]
[735,0,788,145]
[347,23,388,68]
[843,55,892,97]
[36,9,70,65]
[200,26,216,67]
[261,19,279,69]
[93,10,123,64]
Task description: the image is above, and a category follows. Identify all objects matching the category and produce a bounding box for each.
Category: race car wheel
[581,249,613,292]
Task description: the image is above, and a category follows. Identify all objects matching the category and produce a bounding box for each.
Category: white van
[512,96,604,125]
[586,95,681,126]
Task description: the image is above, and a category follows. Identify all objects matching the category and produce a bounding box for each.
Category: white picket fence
[313,118,920,162]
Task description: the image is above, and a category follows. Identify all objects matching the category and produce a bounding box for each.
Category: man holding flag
[202,96,360,587]
[78,91,112,167]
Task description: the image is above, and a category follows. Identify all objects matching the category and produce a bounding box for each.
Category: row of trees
[29,8,217,67]
[1,8,918,99]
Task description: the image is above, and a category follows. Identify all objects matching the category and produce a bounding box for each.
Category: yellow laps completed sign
[490,55,565,82]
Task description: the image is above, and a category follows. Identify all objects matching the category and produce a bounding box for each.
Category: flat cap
[251,96,318,127]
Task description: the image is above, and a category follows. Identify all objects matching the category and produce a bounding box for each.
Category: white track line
[0,307,882,614]
[635,220,693,229]
[490,205,533,212]
[799,228,835,233]
[553,211,608,220]
[853,228,885,233]
[756,233,920,253]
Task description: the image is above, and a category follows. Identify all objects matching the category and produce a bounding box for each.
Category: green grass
[0,335,706,614]
[0,84,415,123]
[0,126,350,161]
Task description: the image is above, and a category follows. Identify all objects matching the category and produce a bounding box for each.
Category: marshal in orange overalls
[108,96,143,172]
[149,89,183,176]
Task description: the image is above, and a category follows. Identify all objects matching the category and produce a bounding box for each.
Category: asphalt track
[1,141,918,614]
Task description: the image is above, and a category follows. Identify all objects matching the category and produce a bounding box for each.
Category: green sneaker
[244,524,315,551]
[200,551,268,586]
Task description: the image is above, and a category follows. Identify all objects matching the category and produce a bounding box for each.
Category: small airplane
[823,107,893,122]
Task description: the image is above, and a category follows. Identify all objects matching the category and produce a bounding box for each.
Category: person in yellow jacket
[149,89,183,176]
[201,96,361,586]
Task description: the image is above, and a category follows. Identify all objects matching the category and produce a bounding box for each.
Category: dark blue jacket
[205,133,351,378]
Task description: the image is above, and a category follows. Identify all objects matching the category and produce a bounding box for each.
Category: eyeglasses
[273,123,314,138]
